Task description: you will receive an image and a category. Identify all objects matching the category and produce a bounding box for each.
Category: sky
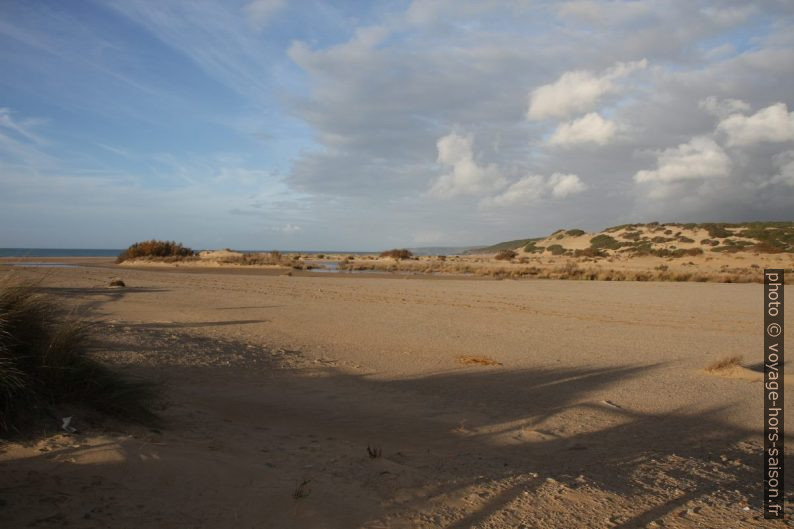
[1,1,793,250]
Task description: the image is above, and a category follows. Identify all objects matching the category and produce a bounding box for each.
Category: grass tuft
[705,355,743,372]
[0,282,158,433]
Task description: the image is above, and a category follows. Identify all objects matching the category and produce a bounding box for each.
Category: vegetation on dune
[470,238,541,254]
[0,282,158,433]
[380,249,413,260]
[481,221,794,257]
[494,249,517,261]
[546,244,566,255]
[220,251,286,265]
[702,223,732,239]
[573,247,604,258]
[604,223,637,232]
[117,240,195,263]
[589,234,623,250]
[737,222,794,252]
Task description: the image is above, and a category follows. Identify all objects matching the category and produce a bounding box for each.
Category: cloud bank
[1,1,793,249]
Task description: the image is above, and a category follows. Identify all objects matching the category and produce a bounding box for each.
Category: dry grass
[330,254,785,284]
[458,355,502,366]
[0,281,159,433]
[220,251,284,266]
[380,249,413,259]
[494,249,517,261]
[705,355,743,372]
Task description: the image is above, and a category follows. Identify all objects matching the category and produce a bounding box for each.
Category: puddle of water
[305,261,404,275]
[1,262,80,268]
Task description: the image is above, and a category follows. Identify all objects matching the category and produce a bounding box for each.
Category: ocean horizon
[0,246,476,258]
[0,248,124,258]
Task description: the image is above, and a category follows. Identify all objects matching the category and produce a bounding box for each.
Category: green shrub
[703,223,731,238]
[546,244,566,255]
[622,231,641,241]
[524,241,544,253]
[574,248,604,258]
[565,229,585,236]
[590,234,622,250]
[604,224,634,232]
[0,283,158,432]
[623,241,653,255]
[117,240,195,263]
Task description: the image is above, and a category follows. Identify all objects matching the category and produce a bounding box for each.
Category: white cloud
[716,102,794,146]
[527,59,647,120]
[699,96,750,118]
[482,173,585,206]
[771,150,794,187]
[634,136,732,183]
[548,112,617,146]
[482,175,546,206]
[243,0,285,30]
[429,132,507,198]
[548,172,587,198]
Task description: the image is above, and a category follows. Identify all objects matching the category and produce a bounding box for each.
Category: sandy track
[0,265,790,528]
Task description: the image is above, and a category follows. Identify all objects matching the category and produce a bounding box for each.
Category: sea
[0,246,477,258]
[0,248,123,258]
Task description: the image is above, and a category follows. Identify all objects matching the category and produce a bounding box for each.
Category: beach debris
[108,278,126,287]
[293,479,312,499]
[367,445,382,458]
[601,400,622,409]
[61,416,77,433]
[457,355,502,366]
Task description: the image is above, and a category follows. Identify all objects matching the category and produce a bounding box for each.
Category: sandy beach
[0,261,790,528]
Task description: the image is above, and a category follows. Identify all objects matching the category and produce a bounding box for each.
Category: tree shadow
[1,323,788,528]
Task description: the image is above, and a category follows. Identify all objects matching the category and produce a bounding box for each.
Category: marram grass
[0,281,158,433]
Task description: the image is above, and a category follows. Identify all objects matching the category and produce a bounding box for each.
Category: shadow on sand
[1,286,789,528]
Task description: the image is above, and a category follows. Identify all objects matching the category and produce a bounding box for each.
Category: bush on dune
[589,234,623,250]
[0,282,158,433]
[494,249,517,261]
[116,240,195,263]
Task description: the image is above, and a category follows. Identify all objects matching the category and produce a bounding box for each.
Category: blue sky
[1,1,793,250]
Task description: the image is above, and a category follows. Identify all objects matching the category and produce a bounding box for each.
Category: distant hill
[465,238,543,254]
[470,222,794,256]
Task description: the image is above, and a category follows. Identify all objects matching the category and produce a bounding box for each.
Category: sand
[0,262,791,528]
